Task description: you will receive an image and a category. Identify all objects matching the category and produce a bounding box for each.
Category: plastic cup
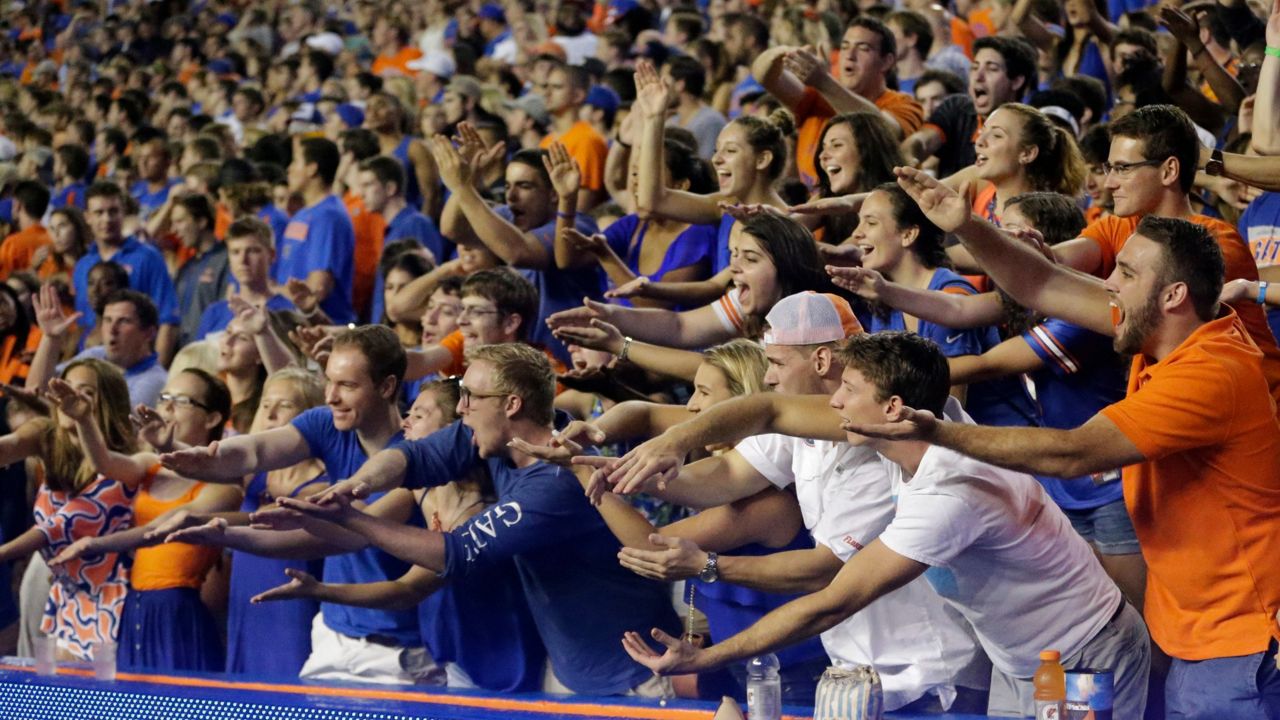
[33,634,56,676]
[91,641,117,681]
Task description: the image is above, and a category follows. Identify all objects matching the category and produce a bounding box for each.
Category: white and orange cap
[762,292,863,346]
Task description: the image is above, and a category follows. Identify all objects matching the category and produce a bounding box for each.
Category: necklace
[683,582,703,645]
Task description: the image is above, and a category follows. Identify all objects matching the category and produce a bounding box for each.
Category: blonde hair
[169,340,221,377]
[997,103,1087,197]
[702,339,769,396]
[42,358,137,493]
[464,343,556,425]
[251,368,326,433]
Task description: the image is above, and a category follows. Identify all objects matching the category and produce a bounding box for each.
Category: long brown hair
[41,358,137,493]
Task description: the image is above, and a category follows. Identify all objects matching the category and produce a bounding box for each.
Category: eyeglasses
[425,302,461,317]
[458,383,508,407]
[1101,159,1163,177]
[458,306,502,320]
[158,393,210,411]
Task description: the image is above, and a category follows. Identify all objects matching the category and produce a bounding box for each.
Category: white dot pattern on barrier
[0,684,448,719]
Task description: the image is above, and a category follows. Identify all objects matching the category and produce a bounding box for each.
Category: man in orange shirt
[538,62,609,211]
[0,180,51,278]
[857,168,1280,718]
[752,17,924,187]
[1051,105,1280,400]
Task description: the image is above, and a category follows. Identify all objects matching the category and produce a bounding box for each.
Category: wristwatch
[698,552,719,583]
[1205,147,1225,176]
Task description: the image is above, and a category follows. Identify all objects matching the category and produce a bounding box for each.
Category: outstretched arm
[622,539,926,674]
[252,564,445,609]
[828,267,1006,329]
[895,168,1113,336]
[159,425,312,483]
[634,60,725,225]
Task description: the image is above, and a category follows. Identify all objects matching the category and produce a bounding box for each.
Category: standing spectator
[278,137,356,324]
[170,194,230,347]
[0,180,51,277]
[663,56,727,160]
[539,62,610,210]
[130,138,182,220]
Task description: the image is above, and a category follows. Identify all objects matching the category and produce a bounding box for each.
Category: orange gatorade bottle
[1033,649,1066,720]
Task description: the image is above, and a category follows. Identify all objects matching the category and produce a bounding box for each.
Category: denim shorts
[1061,498,1141,555]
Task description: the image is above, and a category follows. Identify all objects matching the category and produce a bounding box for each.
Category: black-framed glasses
[457,383,509,407]
[1101,159,1163,176]
[158,393,211,411]
[457,306,503,320]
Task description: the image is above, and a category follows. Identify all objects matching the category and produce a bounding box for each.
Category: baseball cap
[446,75,483,101]
[334,103,365,128]
[406,51,456,79]
[503,94,550,127]
[585,86,620,116]
[762,292,863,346]
[304,32,344,56]
[478,3,505,22]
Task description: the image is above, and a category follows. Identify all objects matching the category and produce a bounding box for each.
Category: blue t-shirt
[73,237,180,333]
[1022,319,1127,510]
[51,181,87,210]
[392,418,680,695]
[290,407,420,645]
[1239,191,1280,341]
[130,178,182,220]
[277,195,357,323]
[603,215,715,308]
[715,215,735,275]
[494,205,603,363]
[368,206,446,323]
[195,294,296,340]
[865,268,1040,427]
[392,137,424,212]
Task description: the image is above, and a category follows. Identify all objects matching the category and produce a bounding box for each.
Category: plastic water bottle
[1033,649,1066,720]
[746,654,782,720]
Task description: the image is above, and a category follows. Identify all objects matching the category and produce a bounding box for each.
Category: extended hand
[602,431,687,495]
[605,276,651,300]
[250,568,320,604]
[827,265,886,300]
[33,283,81,339]
[134,404,177,453]
[551,318,625,355]
[840,405,940,441]
[618,534,708,581]
[894,167,971,233]
[45,378,94,422]
[633,58,672,120]
[228,295,268,335]
[1220,278,1261,304]
[48,537,98,567]
[158,442,219,477]
[545,297,611,331]
[621,628,705,675]
[312,478,373,507]
[165,517,230,545]
[542,141,582,201]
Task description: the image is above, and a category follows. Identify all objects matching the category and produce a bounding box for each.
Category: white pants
[298,614,444,685]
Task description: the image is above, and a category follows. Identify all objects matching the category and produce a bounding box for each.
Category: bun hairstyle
[998,103,1087,198]
[730,108,796,181]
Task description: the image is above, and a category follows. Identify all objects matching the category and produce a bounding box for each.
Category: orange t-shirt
[0,224,51,277]
[950,16,976,58]
[213,203,233,241]
[971,182,999,224]
[1101,311,1280,660]
[372,47,424,78]
[131,470,220,591]
[793,88,924,188]
[1080,213,1280,404]
[438,330,568,389]
[540,121,608,191]
[0,328,38,385]
[344,192,388,321]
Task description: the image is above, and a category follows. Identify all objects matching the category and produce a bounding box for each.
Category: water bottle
[746,654,782,720]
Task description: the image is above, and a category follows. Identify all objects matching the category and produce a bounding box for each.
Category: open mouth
[1109,301,1123,328]
[717,170,732,189]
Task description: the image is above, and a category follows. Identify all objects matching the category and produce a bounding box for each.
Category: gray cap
[446,75,483,101]
[503,93,550,128]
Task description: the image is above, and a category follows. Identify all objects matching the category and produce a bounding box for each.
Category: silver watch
[698,552,719,583]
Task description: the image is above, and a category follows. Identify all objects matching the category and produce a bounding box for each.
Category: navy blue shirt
[368,206,445,322]
[290,407,420,645]
[1023,319,1127,509]
[393,418,680,695]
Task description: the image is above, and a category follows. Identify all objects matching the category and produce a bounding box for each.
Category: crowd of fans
[1,0,1280,717]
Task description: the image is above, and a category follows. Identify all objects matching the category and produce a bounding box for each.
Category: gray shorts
[1062,498,1141,555]
[988,601,1150,718]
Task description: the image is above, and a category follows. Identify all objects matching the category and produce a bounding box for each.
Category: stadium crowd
[1,0,1280,716]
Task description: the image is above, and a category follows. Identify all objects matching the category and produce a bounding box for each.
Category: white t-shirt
[878,443,1122,678]
[736,434,988,711]
[552,33,599,65]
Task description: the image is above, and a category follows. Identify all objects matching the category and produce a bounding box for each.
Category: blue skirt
[118,587,224,672]
[225,551,321,678]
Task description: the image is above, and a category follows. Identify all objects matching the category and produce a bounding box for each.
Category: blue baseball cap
[585,85,620,116]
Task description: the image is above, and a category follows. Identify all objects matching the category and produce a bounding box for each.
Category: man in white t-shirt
[598,293,989,713]
[619,331,1150,719]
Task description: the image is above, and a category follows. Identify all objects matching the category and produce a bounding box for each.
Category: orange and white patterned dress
[33,475,135,660]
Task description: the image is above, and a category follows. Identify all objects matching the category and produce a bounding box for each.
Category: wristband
[557,210,576,220]
[618,336,633,362]
[1258,281,1270,305]
[1267,46,1280,58]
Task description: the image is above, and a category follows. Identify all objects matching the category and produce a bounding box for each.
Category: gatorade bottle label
[1035,700,1063,719]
